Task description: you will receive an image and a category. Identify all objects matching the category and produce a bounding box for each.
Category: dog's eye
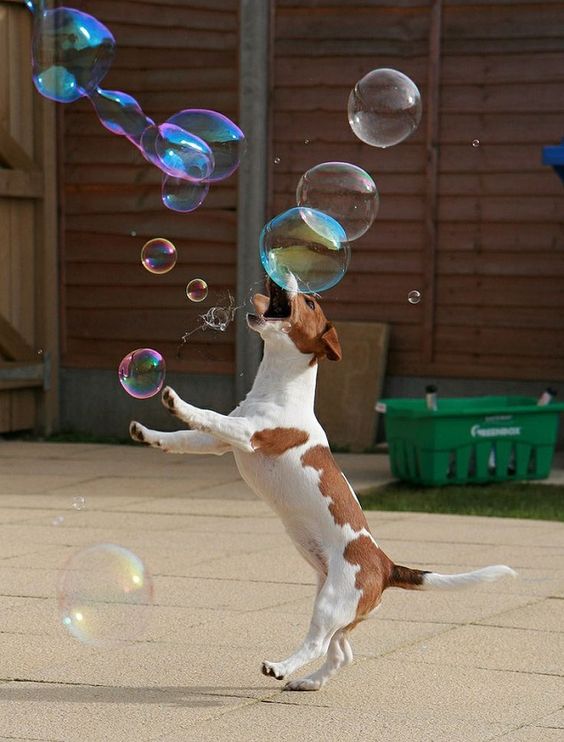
[305,299,315,310]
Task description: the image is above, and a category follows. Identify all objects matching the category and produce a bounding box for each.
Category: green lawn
[359,481,564,522]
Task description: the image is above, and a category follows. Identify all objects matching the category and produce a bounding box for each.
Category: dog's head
[247,277,342,364]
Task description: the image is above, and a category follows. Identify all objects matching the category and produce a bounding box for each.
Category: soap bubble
[89,88,154,144]
[32,7,115,103]
[296,162,379,241]
[155,124,214,182]
[186,279,209,303]
[58,543,153,646]
[162,176,209,213]
[260,207,350,294]
[274,157,281,165]
[472,139,480,148]
[118,348,165,399]
[408,290,421,304]
[348,68,422,148]
[201,306,231,332]
[52,515,64,527]
[140,238,177,274]
[138,125,162,168]
[166,109,245,182]
[72,496,86,511]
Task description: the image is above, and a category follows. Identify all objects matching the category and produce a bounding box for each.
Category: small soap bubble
[155,124,214,182]
[260,207,349,294]
[58,543,153,646]
[408,290,421,304]
[130,231,137,237]
[31,7,115,103]
[140,238,177,275]
[72,496,86,511]
[118,348,165,399]
[304,139,310,145]
[186,279,208,303]
[161,176,209,213]
[348,68,422,148]
[166,109,246,183]
[273,157,281,165]
[472,139,480,148]
[296,162,379,242]
[52,515,64,527]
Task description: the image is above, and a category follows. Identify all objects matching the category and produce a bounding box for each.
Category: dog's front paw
[162,386,179,414]
[130,421,148,444]
[261,660,286,681]
[284,678,322,692]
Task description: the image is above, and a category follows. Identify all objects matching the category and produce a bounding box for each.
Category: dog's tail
[388,563,517,591]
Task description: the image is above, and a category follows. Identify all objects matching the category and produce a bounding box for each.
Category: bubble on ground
[348,68,422,148]
[260,207,349,294]
[296,162,379,241]
[140,238,177,274]
[72,496,86,511]
[58,543,153,645]
[118,348,166,399]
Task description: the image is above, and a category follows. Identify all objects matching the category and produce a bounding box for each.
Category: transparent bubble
[274,157,281,165]
[296,162,379,242]
[32,7,115,103]
[186,279,208,303]
[140,238,177,274]
[138,125,162,169]
[52,515,64,527]
[408,290,421,304]
[166,109,246,182]
[348,68,422,148]
[118,348,166,399]
[472,139,480,148]
[58,543,153,646]
[161,176,209,213]
[72,496,86,511]
[201,306,231,332]
[89,87,154,144]
[155,124,214,182]
[259,207,350,294]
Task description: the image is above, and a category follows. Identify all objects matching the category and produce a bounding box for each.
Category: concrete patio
[0,440,562,741]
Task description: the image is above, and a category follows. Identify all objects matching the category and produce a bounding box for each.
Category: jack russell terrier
[130,277,516,691]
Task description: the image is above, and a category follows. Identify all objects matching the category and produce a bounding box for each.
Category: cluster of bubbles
[58,544,153,645]
[260,68,422,296]
[26,1,245,212]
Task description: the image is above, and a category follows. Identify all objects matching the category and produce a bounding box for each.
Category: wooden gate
[0,0,58,433]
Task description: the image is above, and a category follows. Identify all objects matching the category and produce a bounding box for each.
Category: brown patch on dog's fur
[251,427,309,456]
[344,535,394,620]
[388,564,429,590]
[301,445,367,531]
[288,295,342,364]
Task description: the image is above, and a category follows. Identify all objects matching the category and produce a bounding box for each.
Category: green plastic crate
[378,396,564,486]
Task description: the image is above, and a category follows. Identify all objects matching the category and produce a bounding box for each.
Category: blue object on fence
[542,138,564,184]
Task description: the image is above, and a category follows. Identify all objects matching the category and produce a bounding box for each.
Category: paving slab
[0,441,563,742]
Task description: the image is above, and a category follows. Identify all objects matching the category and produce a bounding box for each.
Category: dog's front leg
[130,421,230,455]
[162,387,255,453]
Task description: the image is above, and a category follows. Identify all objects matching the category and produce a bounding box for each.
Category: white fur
[130,305,516,691]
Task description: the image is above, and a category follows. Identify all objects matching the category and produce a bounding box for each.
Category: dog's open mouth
[263,280,292,320]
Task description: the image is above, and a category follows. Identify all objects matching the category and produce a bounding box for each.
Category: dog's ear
[252,293,269,315]
[321,323,342,361]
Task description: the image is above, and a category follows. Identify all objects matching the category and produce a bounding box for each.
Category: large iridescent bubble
[166,109,246,182]
[89,88,154,144]
[58,544,153,646]
[348,68,422,148]
[32,7,115,103]
[162,176,210,213]
[118,348,166,399]
[296,162,379,242]
[260,207,350,294]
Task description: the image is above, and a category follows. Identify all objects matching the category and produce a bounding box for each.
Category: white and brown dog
[130,278,516,691]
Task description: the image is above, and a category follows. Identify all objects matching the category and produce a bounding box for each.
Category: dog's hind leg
[130,422,230,455]
[284,629,354,691]
[261,567,358,684]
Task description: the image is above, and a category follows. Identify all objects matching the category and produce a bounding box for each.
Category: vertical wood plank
[422,0,442,363]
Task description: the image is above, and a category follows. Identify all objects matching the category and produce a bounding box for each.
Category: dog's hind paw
[261,661,286,681]
[284,678,322,692]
